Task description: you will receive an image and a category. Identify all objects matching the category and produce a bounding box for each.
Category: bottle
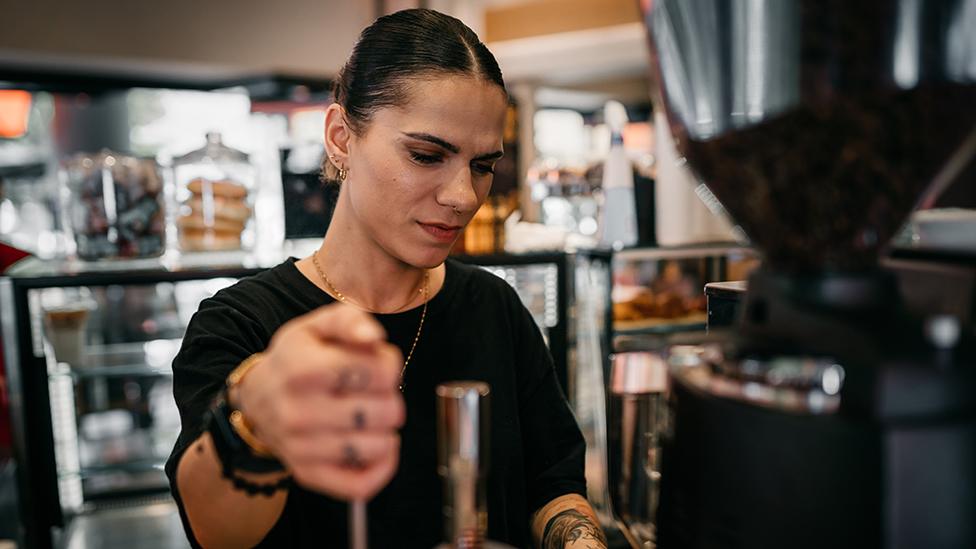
[598,101,639,249]
[653,109,735,246]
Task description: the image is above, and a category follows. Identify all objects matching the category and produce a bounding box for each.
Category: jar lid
[173,131,249,165]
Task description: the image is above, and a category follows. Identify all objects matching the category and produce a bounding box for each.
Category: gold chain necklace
[311,251,428,391]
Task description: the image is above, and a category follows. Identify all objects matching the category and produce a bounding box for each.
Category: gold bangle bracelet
[227,352,265,388]
[225,352,275,458]
[229,410,276,458]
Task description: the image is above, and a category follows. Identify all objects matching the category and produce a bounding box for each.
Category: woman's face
[341,75,508,268]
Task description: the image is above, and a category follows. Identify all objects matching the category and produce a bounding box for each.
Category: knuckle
[290,466,316,487]
[388,434,401,454]
[377,366,399,390]
[379,396,405,427]
[391,397,406,426]
[380,343,403,365]
[277,437,299,459]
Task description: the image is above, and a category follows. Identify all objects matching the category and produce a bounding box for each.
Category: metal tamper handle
[436,381,490,549]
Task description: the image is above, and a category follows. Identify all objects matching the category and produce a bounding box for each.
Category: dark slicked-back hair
[323,8,506,181]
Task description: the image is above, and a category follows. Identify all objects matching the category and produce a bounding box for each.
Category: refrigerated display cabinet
[611,243,759,339]
[1,255,267,549]
[0,250,614,549]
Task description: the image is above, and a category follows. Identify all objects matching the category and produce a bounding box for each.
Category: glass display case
[1,250,615,549]
[1,255,269,549]
[611,244,760,337]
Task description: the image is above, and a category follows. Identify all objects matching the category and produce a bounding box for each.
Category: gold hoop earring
[338,165,348,182]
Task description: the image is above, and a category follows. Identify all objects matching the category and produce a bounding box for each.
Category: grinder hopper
[648,0,976,272]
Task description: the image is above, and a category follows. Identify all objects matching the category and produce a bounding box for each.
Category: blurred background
[2,1,974,548]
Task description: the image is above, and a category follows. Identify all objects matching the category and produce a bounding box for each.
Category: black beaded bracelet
[219,460,292,497]
[205,392,291,496]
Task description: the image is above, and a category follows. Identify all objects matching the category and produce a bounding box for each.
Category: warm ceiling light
[0,90,32,139]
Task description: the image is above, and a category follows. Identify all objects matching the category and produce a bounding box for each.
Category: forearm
[176,432,289,548]
[531,493,608,549]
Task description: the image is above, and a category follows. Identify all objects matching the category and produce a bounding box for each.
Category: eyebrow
[402,132,504,162]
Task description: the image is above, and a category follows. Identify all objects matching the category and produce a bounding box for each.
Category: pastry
[177,213,247,234]
[187,178,248,199]
[179,227,242,251]
[186,196,251,223]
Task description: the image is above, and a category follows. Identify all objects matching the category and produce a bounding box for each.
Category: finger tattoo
[336,368,370,393]
[353,408,366,430]
[342,443,363,469]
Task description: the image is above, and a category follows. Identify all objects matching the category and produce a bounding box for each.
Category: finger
[282,342,403,395]
[300,303,386,345]
[272,392,406,434]
[280,432,399,465]
[290,441,400,501]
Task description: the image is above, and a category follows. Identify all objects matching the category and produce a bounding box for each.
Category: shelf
[0,161,46,178]
[74,458,166,479]
[613,313,708,336]
[69,364,173,379]
[614,243,754,262]
[0,54,323,97]
[4,251,274,288]
[50,339,181,379]
[887,245,976,267]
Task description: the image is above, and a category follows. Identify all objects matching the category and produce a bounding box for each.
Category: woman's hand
[233,304,405,501]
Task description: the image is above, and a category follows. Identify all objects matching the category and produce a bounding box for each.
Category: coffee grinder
[643,1,976,547]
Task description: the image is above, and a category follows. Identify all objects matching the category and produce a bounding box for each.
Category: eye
[410,151,442,165]
[472,162,495,175]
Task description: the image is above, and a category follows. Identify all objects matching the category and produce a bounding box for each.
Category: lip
[418,221,462,242]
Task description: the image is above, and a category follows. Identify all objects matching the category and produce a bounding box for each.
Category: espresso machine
[634,1,976,548]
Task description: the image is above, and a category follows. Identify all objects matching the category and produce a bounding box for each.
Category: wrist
[206,394,283,474]
[204,352,287,491]
[227,352,264,410]
[225,353,274,457]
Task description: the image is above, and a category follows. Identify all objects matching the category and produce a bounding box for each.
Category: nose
[437,166,481,215]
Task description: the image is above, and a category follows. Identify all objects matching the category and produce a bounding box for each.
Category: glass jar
[61,150,166,260]
[171,132,255,252]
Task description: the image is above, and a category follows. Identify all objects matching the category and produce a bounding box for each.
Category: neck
[315,196,428,313]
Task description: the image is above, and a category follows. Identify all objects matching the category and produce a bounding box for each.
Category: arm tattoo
[542,509,608,549]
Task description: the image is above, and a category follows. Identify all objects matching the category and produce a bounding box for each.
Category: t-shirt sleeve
[510,289,588,515]
[163,292,271,546]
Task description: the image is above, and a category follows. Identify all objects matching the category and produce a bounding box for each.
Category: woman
[167,9,607,549]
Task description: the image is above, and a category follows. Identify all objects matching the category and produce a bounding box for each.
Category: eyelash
[409,151,495,175]
[410,152,441,165]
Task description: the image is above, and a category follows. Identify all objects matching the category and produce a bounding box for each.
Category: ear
[324,103,352,170]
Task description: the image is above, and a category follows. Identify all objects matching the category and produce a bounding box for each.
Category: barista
[166,9,607,549]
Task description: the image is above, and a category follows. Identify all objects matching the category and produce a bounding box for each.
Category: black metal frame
[455,252,568,393]
[460,250,614,397]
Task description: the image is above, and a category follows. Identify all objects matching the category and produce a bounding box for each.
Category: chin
[415,249,452,269]
[396,243,452,270]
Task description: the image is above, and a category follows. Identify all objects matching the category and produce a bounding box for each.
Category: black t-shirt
[165,258,587,548]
